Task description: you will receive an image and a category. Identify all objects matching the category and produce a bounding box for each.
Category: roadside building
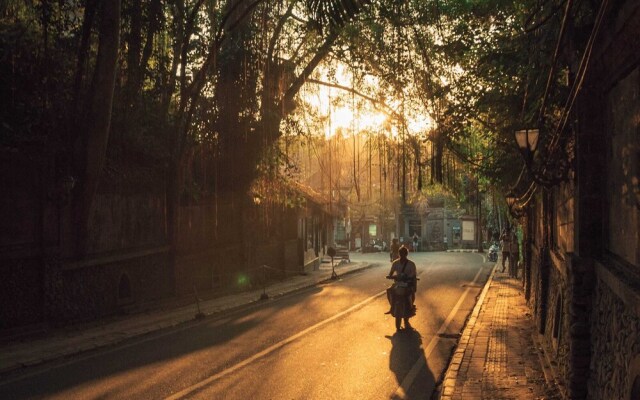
[516,2,640,398]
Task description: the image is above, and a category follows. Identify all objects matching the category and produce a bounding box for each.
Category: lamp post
[514,128,569,187]
[506,193,517,210]
[477,184,484,253]
[514,129,540,164]
[506,192,526,219]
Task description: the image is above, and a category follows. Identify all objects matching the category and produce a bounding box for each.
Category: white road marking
[393,267,485,399]
[166,265,486,400]
[165,288,389,399]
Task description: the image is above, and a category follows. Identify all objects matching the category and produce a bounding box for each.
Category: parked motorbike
[488,243,499,262]
[386,274,418,331]
[363,239,387,253]
[372,239,387,252]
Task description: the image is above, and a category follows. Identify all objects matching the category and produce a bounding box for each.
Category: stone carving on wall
[589,279,640,400]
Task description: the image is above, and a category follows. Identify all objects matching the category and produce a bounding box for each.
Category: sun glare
[303,63,433,140]
[408,116,432,133]
[331,107,353,130]
[324,107,388,138]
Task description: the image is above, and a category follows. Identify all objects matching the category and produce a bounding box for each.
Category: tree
[71,0,121,256]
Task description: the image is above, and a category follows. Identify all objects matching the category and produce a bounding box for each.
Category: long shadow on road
[0,259,486,400]
[0,265,394,400]
[0,285,335,399]
[387,329,435,400]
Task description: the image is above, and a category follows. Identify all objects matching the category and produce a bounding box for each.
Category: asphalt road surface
[0,251,492,400]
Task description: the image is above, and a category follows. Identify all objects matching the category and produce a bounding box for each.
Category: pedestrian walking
[390,238,400,262]
[509,230,520,278]
[500,228,511,273]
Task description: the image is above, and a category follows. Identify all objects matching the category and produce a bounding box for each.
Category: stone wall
[284,239,301,273]
[176,246,237,295]
[553,182,575,254]
[527,194,546,331]
[177,195,241,253]
[54,251,172,323]
[589,263,640,400]
[255,243,284,272]
[564,256,595,399]
[0,257,43,328]
[86,193,167,255]
[0,149,48,328]
[53,191,173,322]
[173,195,302,295]
[606,67,639,267]
[0,147,176,326]
[583,18,640,399]
[543,253,570,393]
[529,242,596,400]
[528,244,542,323]
[174,196,241,295]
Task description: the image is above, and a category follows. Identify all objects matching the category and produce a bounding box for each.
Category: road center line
[165,287,389,400]
[166,267,485,400]
[394,266,485,399]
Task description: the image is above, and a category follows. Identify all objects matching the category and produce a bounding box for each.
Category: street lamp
[505,192,526,219]
[477,188,484,253]
[514,127,571,188]
[514,129,540,164]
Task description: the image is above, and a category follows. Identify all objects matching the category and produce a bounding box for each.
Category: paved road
[0,252,491,400]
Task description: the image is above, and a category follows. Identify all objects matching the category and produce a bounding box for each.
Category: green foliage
[0,2,78,146]
[411,182,461,210]
[2,0,595,209]
[305,0,371,31]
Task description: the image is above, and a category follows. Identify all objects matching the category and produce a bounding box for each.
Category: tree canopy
[1,0,597,246]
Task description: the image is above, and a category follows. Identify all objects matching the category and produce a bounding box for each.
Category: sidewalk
[438,263,562,400]
[0,259,373,377]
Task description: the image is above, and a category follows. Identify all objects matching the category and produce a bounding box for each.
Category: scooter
[488,243,499,262]
[386,274,418,331]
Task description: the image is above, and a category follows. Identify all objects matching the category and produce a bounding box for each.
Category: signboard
[462,221,475,241]
[369,224,377,237]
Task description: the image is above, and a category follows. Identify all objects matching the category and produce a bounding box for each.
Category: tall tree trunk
[71,0,97,144]
[434,130,444,183]
[162,1,184,118]
[72,0,121,257]
[133,0,162,99]
[126,0,142,103]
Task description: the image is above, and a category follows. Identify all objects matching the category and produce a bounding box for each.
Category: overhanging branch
[306,78,401,121]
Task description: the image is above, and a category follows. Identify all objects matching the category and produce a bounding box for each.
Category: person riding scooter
[488,242,499,262]
[385,246,417,331]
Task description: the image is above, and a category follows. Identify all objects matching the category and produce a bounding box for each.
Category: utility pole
[477,185,484,253]
[443,200,447,249]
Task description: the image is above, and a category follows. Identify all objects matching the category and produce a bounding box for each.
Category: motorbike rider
[385,246,417,330]
[488,242,500,262]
